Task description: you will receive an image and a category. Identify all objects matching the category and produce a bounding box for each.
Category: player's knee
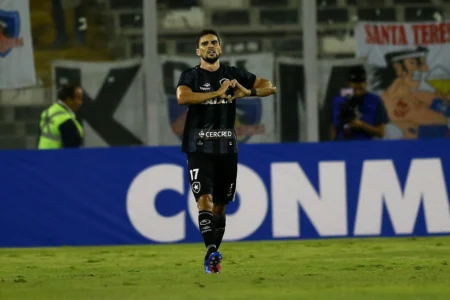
[197,194,213,211]
[213,204,226,216]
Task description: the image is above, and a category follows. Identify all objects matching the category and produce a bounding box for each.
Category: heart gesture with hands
[219,79,277,102]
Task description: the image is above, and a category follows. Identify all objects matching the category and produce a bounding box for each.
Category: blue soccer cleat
[204,251,222,274]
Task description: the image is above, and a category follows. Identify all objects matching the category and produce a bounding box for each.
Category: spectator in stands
[51,0,86,47]
[37,85,84,149]
[331,66,389,141]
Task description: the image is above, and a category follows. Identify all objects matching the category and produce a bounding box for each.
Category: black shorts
[186,153,238,204]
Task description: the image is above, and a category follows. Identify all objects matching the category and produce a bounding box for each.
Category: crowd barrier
[1,139,449,248]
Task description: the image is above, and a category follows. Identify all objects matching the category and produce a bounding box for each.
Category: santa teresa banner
[0,0,36,89]
[355,22,450,139]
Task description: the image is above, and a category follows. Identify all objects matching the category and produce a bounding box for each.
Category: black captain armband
[250,88,257,97]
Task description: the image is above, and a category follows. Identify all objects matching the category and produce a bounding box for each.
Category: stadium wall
[1,139,450,247]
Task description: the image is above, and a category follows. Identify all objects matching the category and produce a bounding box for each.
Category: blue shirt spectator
[331,66,389,141]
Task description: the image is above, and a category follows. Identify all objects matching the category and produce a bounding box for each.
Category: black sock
[213,214,226,250]
[198,211,216,259]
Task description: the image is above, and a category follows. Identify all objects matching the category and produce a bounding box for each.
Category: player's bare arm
[177,80,231,105]
[253,77,277,96]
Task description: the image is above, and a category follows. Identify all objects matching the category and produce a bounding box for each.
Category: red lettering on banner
[412,23,450,45]
[365,24,407,45]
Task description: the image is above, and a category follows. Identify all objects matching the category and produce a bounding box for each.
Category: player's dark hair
[196,29,221,47]
[58,85,80,101]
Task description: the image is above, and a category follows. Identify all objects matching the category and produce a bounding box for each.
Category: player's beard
[202,52,220,64]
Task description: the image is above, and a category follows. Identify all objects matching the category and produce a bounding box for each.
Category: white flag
[0,0,36,89]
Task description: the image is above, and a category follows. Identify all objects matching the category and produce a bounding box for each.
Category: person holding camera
[331,66,389,141]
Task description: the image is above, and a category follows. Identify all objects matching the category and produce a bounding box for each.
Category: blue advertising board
[1,139,450,248]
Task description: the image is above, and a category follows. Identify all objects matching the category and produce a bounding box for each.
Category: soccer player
[176,29,277,274]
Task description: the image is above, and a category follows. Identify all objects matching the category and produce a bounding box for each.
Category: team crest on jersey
[168,95,264,143]
[191,181,201,194]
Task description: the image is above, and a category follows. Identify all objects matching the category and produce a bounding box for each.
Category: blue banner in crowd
[1,139,450,248]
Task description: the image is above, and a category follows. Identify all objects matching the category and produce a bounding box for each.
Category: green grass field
[1,237,449,300]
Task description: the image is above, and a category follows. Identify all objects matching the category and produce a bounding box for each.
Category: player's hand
[228,80,250,102]
[231,80,250,95]
[218,79,245,100]
[228,81,277,102]
[216,79,231,97]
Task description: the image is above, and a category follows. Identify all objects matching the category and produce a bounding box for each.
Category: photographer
[331,66,389,141]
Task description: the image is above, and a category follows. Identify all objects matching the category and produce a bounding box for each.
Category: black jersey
[177,64,256,154]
